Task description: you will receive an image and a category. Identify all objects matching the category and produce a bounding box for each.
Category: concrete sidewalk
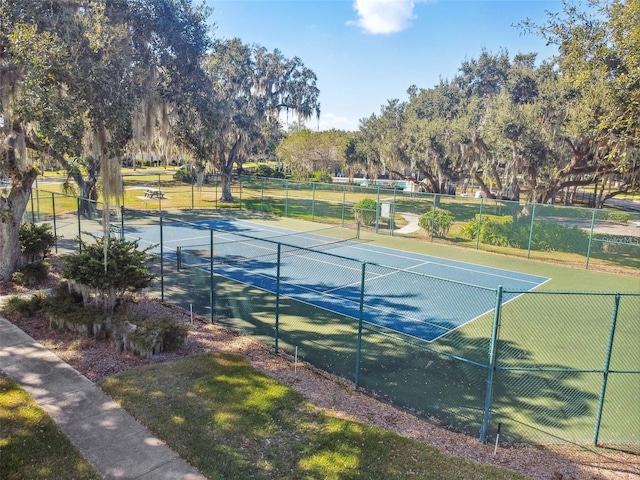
[0,316,205,480]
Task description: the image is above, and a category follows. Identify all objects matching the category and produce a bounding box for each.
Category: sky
[204,0,562,132]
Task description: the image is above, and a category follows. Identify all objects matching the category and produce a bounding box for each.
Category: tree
[1,1,83,280]
[181,38,320,201]
[0,0,211,281]
[520,0,640,206]
[276,129,348,180]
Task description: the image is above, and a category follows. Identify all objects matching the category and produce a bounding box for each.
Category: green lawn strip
[101,352,529,480]
[0,374,101,480]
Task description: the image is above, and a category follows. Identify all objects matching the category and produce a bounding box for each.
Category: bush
[310,171,332,183]
[1,293,47,317]
[173,167,197,184]
[418,209,455,237]
[44,283,105,336]
[461,215,591,252]
[255,164,286,178]
[352,198,377,226]
[255,165,275,177]
[12,262,49,287]
[112,314,188,358]
[20,223,55,263]
[593,234,640,254]
[607,212,631,223]
[62,236,156,313]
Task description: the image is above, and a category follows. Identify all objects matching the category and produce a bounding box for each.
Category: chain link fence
[28,175,640,272]
[26,187,640,451]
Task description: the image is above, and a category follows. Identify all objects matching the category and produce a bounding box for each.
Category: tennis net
[176,223,359,268]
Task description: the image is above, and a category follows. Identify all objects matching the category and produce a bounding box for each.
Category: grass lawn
[0,374,101,480]
[101,352,529,480]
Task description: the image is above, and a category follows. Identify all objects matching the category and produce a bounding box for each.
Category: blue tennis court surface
[126,218,549,342]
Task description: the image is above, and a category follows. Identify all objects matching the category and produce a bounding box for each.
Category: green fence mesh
[29,187,640,451]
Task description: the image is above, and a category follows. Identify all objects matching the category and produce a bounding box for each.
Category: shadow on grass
[101,352,530,480]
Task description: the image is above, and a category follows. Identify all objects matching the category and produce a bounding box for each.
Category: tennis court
[125,218,549,342]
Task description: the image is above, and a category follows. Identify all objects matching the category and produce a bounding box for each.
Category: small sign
[380,203,391,219]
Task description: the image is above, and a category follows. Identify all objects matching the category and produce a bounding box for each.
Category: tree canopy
[349,0,639,206]
[0,0,212,280]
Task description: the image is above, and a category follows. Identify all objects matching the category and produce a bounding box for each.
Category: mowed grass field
[101,352,530,480]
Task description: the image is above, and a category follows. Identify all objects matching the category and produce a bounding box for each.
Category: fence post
[285,180,289,218]
[480,285,503,444]
[274,243,281,354]
[191,179,195,209]
[354,262,366,389]
[261,177,265,212]
[430,195,437,240]
[375,188,380,234]
[526,203,537,259]
[210,229,215,324]
[158,173,162,212]
[593,293,621,446]
[586,209,596,269]
[476,197,484,250]
[391,188,397,236]
[77,197,82,251]
[311,183,316,222]
[30,187,36,223]
[51,193,58,253]
[341,185,346,226]
[119,205,125,240]
[35,176,40,220]
[160,215,164,302]
[215,176,218,209]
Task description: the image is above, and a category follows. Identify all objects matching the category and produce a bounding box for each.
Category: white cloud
[281,112,358,132]
[349,0,417,35]
[315,112,359,132]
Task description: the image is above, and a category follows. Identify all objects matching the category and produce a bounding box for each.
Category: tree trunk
[0,213,22,281]
[219,163,234,202]
[0,174,36,281]
[1,131,39,280]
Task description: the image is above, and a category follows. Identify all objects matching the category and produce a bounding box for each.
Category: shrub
[461,217,512,247]
[310,171,332,183]
[173,167,197,184]
[43,283,105,336]
[461,215,591,252]
[1,293,47,317]
[593,234,640,254]
[112,314,188,358]
[255,164,285,178]
[352,198,377,226]
[62,236,156,313]
[418,209,455,237]
[607,212,631,223]
[255,165,275,177]
[11,262,49,287]
[20,223,55,263]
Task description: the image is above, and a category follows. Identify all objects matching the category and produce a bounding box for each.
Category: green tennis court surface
[126,218,549,342]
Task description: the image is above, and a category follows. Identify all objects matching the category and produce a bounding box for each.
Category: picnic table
[144,188,165,199]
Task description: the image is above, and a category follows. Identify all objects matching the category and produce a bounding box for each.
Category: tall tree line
[347,0,639,206]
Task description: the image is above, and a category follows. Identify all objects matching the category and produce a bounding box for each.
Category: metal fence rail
[26,190,640,451]
[28,175,640,272]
